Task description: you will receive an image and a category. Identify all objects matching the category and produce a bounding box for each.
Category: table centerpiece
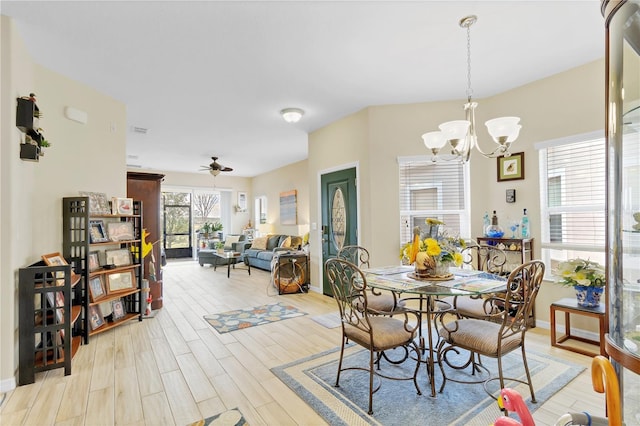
[401,219,465,280]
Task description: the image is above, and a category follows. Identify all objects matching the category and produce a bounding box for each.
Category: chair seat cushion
[442,295,498,318]
[438,318,522,356]
[365,294,406,313]
[345,316,414,350]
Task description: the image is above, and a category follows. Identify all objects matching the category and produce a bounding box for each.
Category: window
[398,156,470,245]
[537,131,606,272]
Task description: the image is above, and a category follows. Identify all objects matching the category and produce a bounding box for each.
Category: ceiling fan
[199,156,233,176]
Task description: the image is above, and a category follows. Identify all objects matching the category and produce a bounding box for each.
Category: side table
[272,251,309,294]
[550,297,606,357]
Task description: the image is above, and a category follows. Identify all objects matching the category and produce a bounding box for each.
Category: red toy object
[494,388,535,426]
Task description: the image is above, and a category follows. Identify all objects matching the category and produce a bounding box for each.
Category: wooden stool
[550,298,606,357]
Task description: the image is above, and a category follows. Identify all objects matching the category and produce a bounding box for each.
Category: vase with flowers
[554,258,606,307]
[401,220,465,280]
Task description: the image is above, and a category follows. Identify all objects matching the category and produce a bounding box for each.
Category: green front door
[321,167,357,295]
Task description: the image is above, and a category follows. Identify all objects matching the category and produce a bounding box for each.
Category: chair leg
[521,345,536,403]
[335,335,346,387]
[368,349,374,415]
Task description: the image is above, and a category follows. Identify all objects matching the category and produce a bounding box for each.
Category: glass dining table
[363,265,507,397]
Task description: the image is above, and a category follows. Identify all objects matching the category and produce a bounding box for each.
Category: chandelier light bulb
[485,117,522,144]
[422,131,447,149]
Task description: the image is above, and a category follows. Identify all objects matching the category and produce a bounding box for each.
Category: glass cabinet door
[603,0,640,423]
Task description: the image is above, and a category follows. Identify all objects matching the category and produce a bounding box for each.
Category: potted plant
[215,241,225,254]
[212,221,223,239]
[201,222,212,239]
[553,258,605,307]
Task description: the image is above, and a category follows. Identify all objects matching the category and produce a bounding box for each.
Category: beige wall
[308,59,605,329]
[1,15,127,390]
[251,160,310,239]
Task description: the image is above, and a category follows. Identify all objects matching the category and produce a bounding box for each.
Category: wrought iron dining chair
[324,257,422,415]
[443,241,508,319]
[337,245,406,314]
[436,260,545,412]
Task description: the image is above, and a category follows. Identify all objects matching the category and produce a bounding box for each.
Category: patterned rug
[311,312,341,329]
[272,344,584,426]
[189,408,247,426]
[203,302,306,333]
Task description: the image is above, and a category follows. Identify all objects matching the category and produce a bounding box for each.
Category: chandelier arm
[422,15,519,164]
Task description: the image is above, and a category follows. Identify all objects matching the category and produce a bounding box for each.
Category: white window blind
[398,157,470,245]
[537,134,607,269]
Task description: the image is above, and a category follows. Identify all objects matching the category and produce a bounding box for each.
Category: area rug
[203,302,306,334]
[311,312,341,329]
[272,344,584,426]
[189,408,247,426]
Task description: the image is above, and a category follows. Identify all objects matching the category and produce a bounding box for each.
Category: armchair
[324,258,422,415]
[436,260,545,412]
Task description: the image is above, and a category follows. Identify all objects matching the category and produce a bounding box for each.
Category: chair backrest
[497,260,545,334]
[337,245,371,268]
[460,240,507,275]
[324,257,372,333]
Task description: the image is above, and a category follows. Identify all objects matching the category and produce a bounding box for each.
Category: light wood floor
[1,259,607,425]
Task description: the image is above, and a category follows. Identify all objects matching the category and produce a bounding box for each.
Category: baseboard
[536,319,602,342]
[0,376,16,394]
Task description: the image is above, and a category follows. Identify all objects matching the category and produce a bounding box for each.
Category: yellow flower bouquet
[401,220,465,278]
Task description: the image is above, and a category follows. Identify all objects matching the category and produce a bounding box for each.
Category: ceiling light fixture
[422,15,521,163]
[280,108,305,123]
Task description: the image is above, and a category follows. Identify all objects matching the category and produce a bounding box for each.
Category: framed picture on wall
[237,192,247,211]
[497,152,525,182]
[280,190,297,225]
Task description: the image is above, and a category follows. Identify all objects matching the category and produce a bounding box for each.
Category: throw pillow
[251,237,268,250]
[225,235,240,246]
[267,235,282,250]
[279,236,291,248]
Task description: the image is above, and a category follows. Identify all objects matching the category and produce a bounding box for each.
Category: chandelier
[422,15,521,163]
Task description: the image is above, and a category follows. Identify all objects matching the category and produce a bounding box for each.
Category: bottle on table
[521,208,530,238]
[483,211,490,237]
[486,210,504,238]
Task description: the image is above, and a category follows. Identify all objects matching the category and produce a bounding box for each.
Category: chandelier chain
[466,23,473,100]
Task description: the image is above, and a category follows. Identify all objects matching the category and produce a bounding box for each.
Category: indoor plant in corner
[212,221,223,240]
[554,258,606,307]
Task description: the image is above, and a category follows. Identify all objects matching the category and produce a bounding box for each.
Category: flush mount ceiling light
[422,15,521,163]
[280,108,305,123]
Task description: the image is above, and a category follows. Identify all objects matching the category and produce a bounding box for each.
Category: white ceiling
[2,1,605,177]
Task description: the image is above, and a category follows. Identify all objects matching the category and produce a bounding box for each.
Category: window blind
[538,136,607,268]
[398,157,470,245]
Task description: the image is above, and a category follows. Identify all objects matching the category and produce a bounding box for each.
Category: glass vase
[426,261,451,277]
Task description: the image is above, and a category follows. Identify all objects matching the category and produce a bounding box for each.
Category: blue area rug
[203,302,306,333]
[272,344,584,426]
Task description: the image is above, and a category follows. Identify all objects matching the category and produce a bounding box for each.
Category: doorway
[321,167,358,295]
[163,191,193,258]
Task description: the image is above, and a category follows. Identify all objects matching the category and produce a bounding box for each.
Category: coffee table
[212,251,250,278]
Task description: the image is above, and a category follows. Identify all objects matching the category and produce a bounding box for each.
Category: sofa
[198,234,247,266]
[242,234,303,271]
